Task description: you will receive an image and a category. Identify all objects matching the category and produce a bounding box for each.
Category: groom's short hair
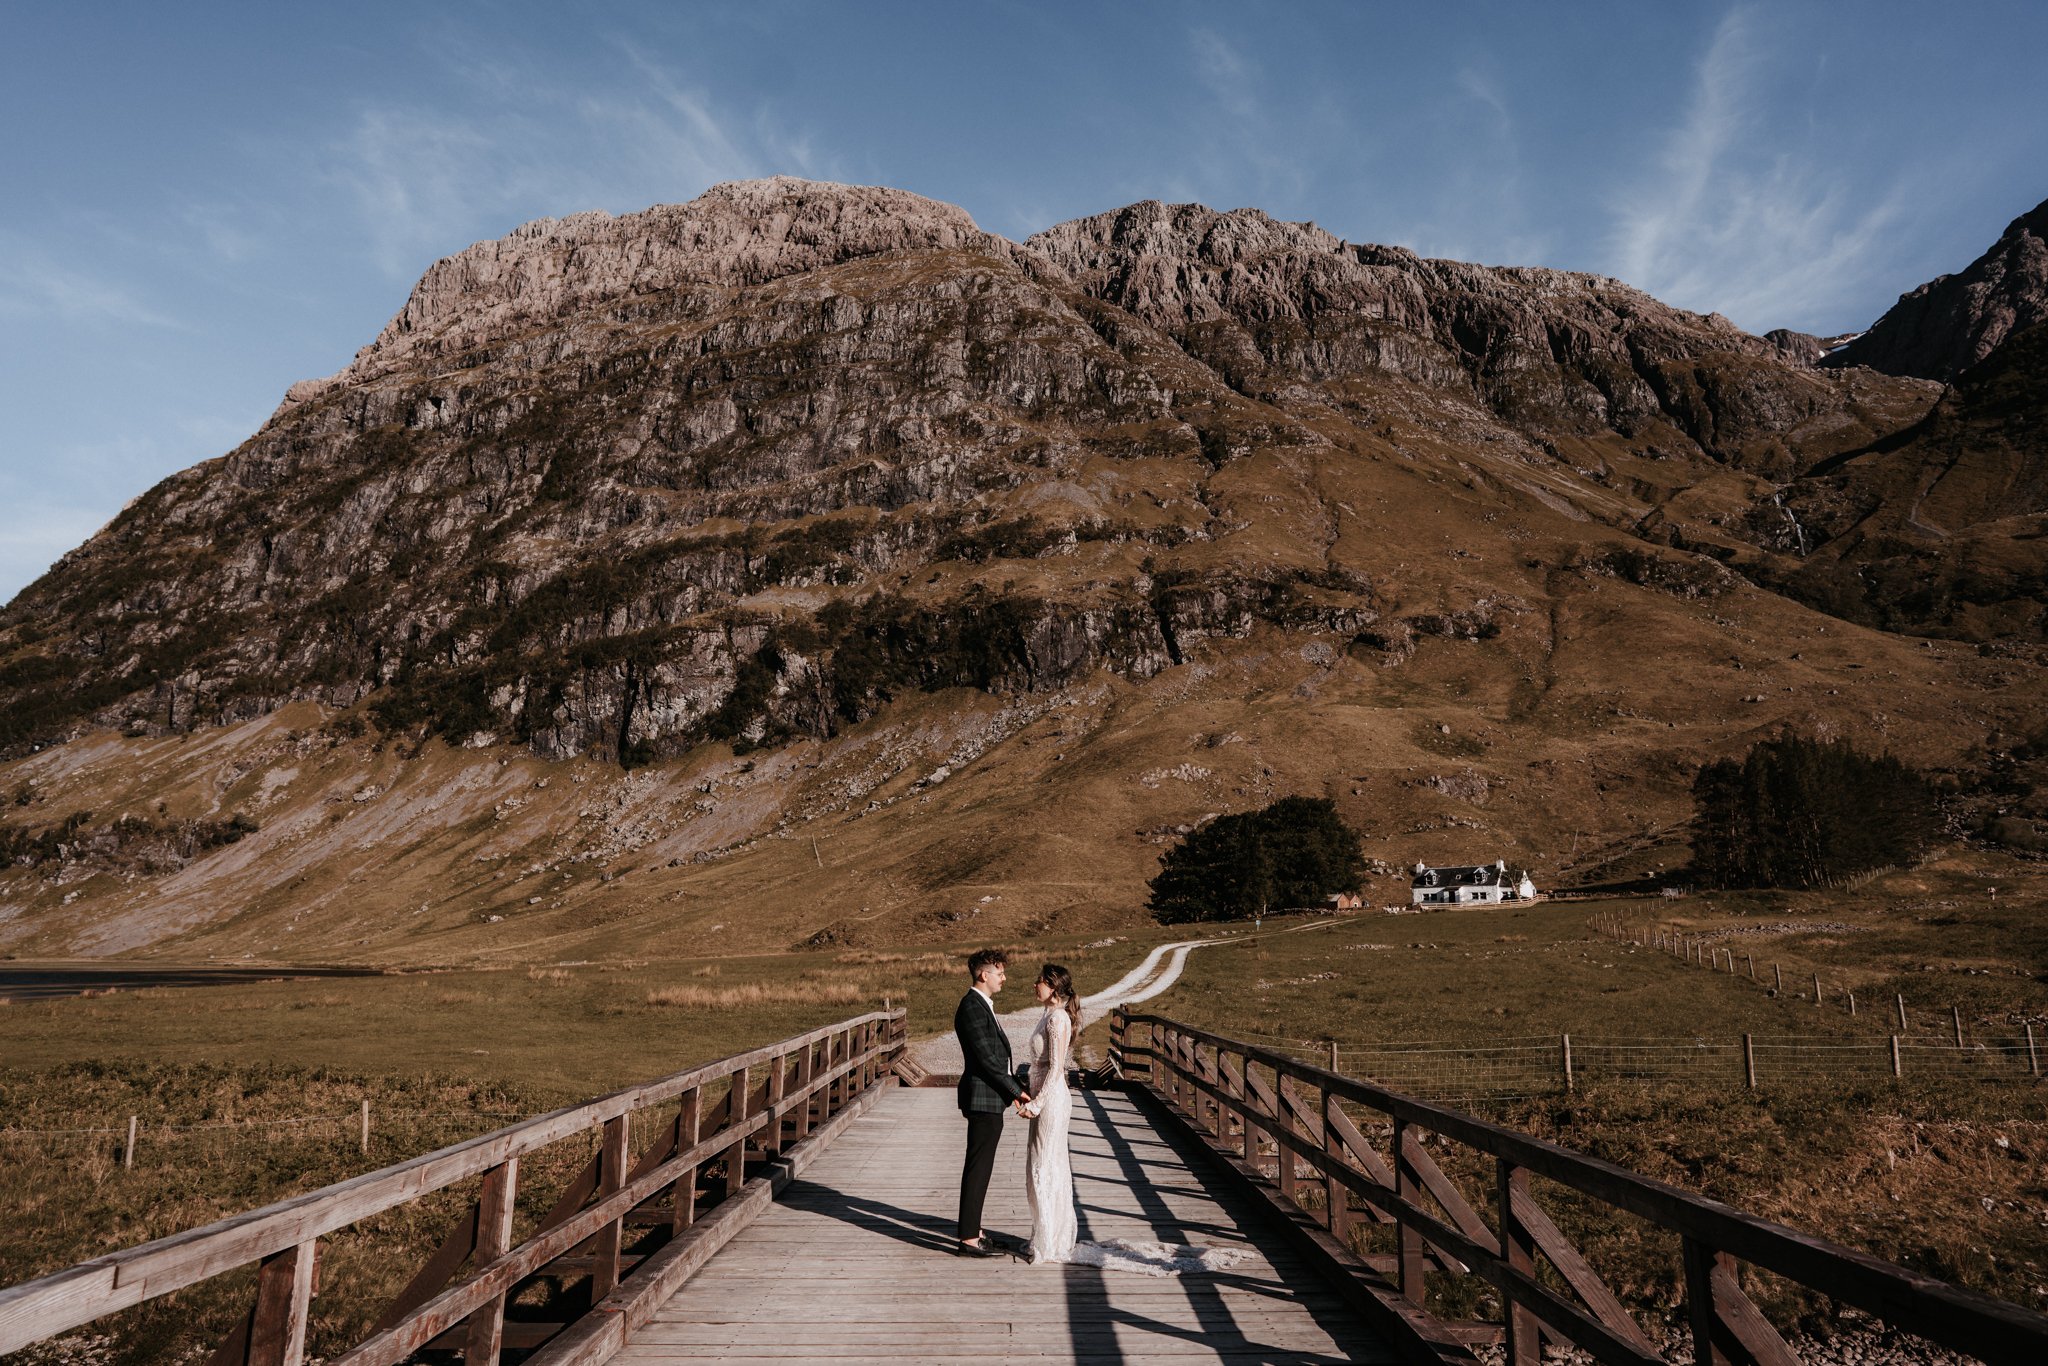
[966,948,1008,981]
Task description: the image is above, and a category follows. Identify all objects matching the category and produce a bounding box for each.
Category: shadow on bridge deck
[609,1085,1393,1364]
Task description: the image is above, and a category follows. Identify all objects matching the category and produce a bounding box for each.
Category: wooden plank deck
[610,1085,1394,1364]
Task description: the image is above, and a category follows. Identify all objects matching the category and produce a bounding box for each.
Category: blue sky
[3,1,2044,604]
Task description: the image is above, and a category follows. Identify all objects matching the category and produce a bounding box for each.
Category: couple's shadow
[781,1181,996,1254]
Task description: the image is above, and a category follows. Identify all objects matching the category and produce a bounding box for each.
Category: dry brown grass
[644,981,867,1009]
[525,968,572,985]
[690,964,720,977]
[833,950,960,976]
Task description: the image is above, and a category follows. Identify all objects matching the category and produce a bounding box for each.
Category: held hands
[1014,1090,1036,1117]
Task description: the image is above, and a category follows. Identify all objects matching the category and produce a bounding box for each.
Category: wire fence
[1226,1030,2044,1105]
[0,1106,535,1169]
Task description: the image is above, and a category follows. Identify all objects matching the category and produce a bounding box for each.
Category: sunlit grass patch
[643,981,868,1009]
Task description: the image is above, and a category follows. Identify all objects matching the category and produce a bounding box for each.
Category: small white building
[1410,859,1538,906]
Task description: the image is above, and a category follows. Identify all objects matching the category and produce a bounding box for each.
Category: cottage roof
[1411,861,1510,888]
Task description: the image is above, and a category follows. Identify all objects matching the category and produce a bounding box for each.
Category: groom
[954,947,1029,1257]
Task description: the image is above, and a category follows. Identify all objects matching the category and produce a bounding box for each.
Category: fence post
[1952,1005,1965,1048]
[1743,1034,1756,1090]
[1497,1160,1539,1366]
[1328,1040,1339,1072]
[591,1113,628,1300]
[1746,953,1755,980]
[463,1157,518,1366]
[2027,1023,2040,1078]
[1891,1035,1902,1079]
[727,1067,750,1196]
[1813,973,1822,1007]
[1321,1083,1350,1244]
[359,1099,370,1157]
[246,1239,317,1366]
[1773,963,1783,995]
[1896,994,1908,1032]
[1848,991,1857,1017]
[1393,1119,1426,1307]
[123,1115,137,1170]
[764,1047,788,1157]
[1561,1034,1574,1093]
[673,1087,701,1234]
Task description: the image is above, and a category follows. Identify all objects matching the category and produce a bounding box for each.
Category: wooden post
[2026,1023,2040,1078]
[794,1038,815,1140]
[726,1067,749,1196]
[1890,1035,1903,1079]
[463,1157,518,1366]
[1393,1120,1426,1307]
[1275,1071,1299,1206]
[1746,953,1755,979]
[1896,993,1908,1032]
[1561,1034,1574,1093]
[763,1048,787,1158]
[1229,1049,1251,1160]
[1743,1034,1756,1090]
[123,1115,137,1170]
[246,1239,317,1366]
[1321,1084,1350,1244]
[1952,1005,1965,1048]
[1813,973,1822,1007]
[672,1087,701,1234]
[1329,1040,1339,1072]
[591,1114,628,1300]
[1848,991,1857,1017]
[359,1099,370,1157]
[1773,963,1783,994]
[1497,1161,1539,1366]
[1682,1239,1734,1366]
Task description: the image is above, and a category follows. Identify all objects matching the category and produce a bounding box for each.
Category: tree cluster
[1148,796,1365,924]
[1690,734,1939,889]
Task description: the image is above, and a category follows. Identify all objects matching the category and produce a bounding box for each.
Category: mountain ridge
[1,178,2040,961]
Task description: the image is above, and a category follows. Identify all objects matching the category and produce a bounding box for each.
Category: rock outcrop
[0,179,1989,764]
[1828,197,2048,382]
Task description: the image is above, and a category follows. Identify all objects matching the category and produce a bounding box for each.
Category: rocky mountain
[1829,197,2048,382]
[0,178,2039,962]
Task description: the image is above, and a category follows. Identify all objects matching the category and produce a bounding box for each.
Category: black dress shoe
[954,1240,1004,1258]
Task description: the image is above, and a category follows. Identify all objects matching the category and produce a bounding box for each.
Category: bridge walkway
[611,1086,1394,1364]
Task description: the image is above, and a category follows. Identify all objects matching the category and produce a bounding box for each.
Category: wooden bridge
[3,1007,2046,1365]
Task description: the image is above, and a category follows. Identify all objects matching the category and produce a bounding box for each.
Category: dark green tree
[1689,734,1938,889]
[1148,796,1365,923]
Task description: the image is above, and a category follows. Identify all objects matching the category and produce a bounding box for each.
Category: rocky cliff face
[0,179,1942,765]
[1829,198,2048,382]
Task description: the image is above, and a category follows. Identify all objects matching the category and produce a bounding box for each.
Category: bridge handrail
[0,1007,906,1363]
[1116,1008,2048,1366]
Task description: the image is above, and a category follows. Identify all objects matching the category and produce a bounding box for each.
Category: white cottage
[1410,859,1538,906]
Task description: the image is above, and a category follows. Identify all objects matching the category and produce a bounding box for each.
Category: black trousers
[957,1110,1004,1240]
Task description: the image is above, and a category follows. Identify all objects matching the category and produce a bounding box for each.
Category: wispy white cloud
[1372,63,1554,268]
[328,40,833,280]
[0,235,182,329]
[1190,27,1259,123]
[1607,7,1904,331]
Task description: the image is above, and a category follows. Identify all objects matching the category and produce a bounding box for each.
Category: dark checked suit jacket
[955,989,1024,1115]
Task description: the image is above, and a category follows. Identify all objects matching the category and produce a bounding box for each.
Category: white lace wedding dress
[1023,1006,1250,1277]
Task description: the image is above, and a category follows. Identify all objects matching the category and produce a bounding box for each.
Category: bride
[1020,963,1248,1277]
[1020,963,1080,1263]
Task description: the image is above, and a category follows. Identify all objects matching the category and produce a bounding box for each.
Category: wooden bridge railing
[0,1007,906,1365]
[1113,1009,2048,1366]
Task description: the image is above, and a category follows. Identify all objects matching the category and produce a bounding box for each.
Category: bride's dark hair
[1038,963,1081,1030]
